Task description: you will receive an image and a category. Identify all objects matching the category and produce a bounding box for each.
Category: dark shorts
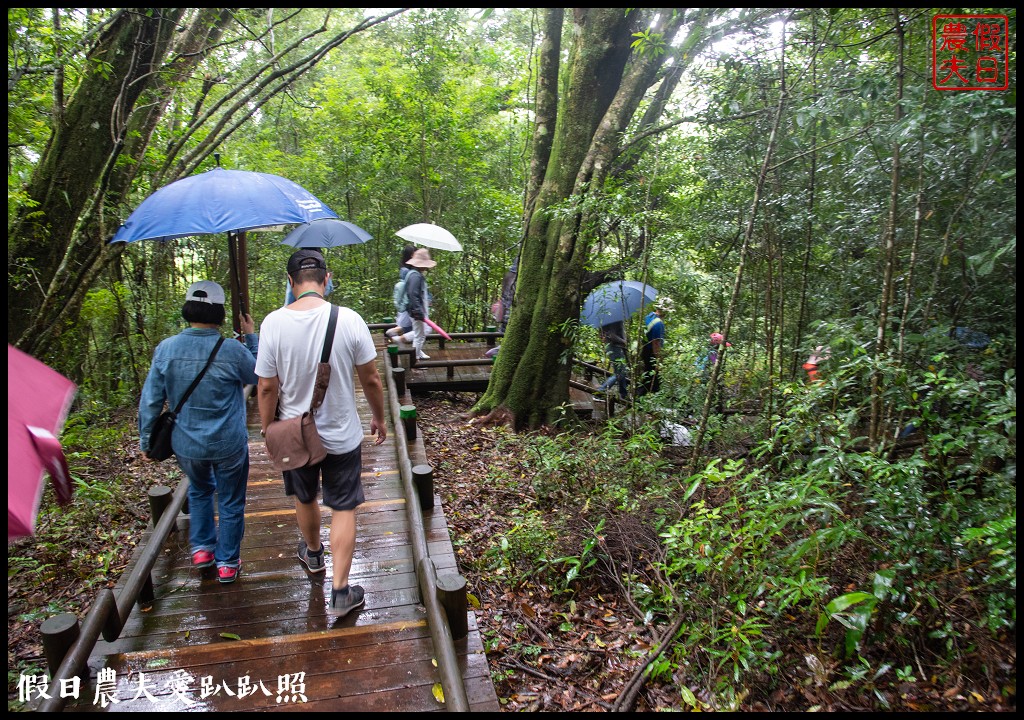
[283,446,365,511]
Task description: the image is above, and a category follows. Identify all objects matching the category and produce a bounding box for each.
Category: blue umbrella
[580,280,658,328]
[282,218,372,248]
[111,166,337,243]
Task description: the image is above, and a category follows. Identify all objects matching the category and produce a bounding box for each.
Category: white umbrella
[395,223,462,252]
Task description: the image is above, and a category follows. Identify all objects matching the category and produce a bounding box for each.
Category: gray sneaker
[297,541,326,573]
[328,585,365,617]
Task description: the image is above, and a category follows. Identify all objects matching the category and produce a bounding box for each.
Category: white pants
[412,319,427,358]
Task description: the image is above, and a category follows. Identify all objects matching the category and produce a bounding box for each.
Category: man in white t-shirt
[256,249,386,617]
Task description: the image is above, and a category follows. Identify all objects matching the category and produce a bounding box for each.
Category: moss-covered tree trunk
[472,7,695,428]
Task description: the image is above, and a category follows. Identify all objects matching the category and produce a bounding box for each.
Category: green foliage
[630,30,667,57]
[641,456,852,703]
[480,509,557,580]
[959,513,1017,632]
[480,421,673,593]
[542,518,605,593]
[815,579,887,658]
[523,421,668,509]
[639,315,1015,702]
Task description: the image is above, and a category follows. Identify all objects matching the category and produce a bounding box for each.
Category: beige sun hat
[406,248,437,269]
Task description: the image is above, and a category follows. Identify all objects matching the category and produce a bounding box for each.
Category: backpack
[393,269,423,314]
[393,277,409,313]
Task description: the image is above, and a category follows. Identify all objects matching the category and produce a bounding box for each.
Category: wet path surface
[66,347,498,712]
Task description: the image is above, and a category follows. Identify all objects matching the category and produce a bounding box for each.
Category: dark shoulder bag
[265,305,338,471]
[147,337,226,461]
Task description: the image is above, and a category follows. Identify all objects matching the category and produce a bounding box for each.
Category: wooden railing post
[436,573,469,640]
[391,366,406,398]
[412,464,435,510]
[148,486,173,528]
[41,614,82,680]
[400,405,417,442]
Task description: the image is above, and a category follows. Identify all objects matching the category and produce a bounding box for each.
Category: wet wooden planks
[66,352,499,712]
[403,343,496,392]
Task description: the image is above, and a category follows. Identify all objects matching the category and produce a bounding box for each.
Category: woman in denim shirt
[139,281,259,584]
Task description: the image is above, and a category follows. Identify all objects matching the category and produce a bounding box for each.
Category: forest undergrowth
[418,391,1015,712]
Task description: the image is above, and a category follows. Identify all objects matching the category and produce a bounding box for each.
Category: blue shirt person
[637,296,672,397]
[138,280,258,583]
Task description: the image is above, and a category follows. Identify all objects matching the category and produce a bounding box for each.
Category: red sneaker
[192,550,215,569]
[218,564,241,584]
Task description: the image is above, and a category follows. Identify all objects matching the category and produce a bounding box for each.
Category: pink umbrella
[8,345,77,541]
[424,317,453,341]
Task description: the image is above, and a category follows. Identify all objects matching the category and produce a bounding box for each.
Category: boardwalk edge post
[40,613,81,679]
[148,485,173,529]
[400,404,417,441]
[411,463,435,511]
[391,366,406,397]
[435,573,469,640]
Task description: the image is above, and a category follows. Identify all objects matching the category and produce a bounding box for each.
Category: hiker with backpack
[387,245,436,350]
[386,245,418,344]
[403,248,437,360]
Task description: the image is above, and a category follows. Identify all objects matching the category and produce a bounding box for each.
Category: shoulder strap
[172,337,225,414]
[321,304,339,362]
[310,305,339,412]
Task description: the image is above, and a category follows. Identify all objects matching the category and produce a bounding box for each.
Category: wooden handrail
[433,331,503,342]
[568,379,600,394]
[573,357,611,377]
[373,327,504,344]
[383,351,471,712]
[36,478,190,712]
[412,358,495,369]
[411,356,495,380]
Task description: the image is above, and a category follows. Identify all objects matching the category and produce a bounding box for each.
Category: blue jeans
[177,448,249,568]
[600,368,629,398]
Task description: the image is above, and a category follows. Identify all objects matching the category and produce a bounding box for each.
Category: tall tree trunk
[11,10,235,363]
[687,19,790,475]
[8,9,400,364]
[473,8,700,428]
[869,10,905,446]
[792,13,820,379]
[897,153,926,359]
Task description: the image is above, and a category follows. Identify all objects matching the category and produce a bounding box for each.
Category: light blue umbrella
[580,280,658,328]
[282,218,372,248]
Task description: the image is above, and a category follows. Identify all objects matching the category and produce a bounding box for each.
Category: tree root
[611,611,687,712]
[466,405,517,428]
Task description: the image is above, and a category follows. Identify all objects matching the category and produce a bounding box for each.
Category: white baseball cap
[185,280,225,305]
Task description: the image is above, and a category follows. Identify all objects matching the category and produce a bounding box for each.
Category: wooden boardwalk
[64,345,499,712]
[390,337,598,414]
